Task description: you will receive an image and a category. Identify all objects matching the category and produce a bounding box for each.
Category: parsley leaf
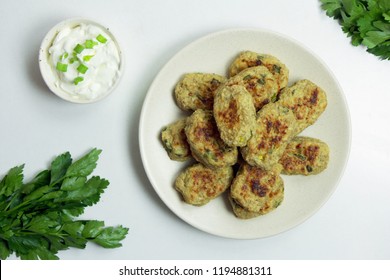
[94,225,130,248]
[50,152,72,185]
[65,148,101,178]
[321,0,390,60]
[0,165,24,197]
[0,148,128,260]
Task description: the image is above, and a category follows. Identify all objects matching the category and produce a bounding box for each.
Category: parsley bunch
[321,0,390,60]
[0,148,128,260]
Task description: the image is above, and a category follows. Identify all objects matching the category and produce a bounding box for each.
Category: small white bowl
[39,18,124,104]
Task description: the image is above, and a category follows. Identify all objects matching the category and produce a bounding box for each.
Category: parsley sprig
[0,148,128,260]
[321,0,390,60]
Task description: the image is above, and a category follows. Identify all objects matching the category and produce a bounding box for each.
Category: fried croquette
[174,73,226,111]
[185,109,238,168]
[279,136,330,175]
[225,66,278,110]
[228,51,289,91]
[230,163,284,213]
[240,103,297,170]
[228,191,262,219]
[161,118,191,161]
[278,79,327,134]
[213,85,256,147]
[175,163,234,206]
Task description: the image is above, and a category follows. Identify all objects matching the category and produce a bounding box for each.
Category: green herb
[256,55,264,60]
[272,64,281,74]
[204,149,217,161]
[162,140,173,153]
[85,39,98,49]
[74,76,84,85]
[69,54,78,64]
[96,34,107,43]
[59,52,68,61]
[271,92,278,102]
[73,43,85,54]
[56,62,68,72]
[294,153,307,161]
[320,0,390,60]
[77,64,88,74]
[257,74,267,85]
[0,148,128,260]
[243,74,252,80]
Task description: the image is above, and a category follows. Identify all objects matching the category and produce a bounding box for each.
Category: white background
[0,0,389,260]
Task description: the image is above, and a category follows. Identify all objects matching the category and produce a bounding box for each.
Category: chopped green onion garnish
[96,34,107,43]
[59,52,68,61]
[69,52,80,64]
[69,57,76,64]
[85,39,98,49]
[83,55,94,62]
[74,44,85,54]
[74,76,84,85]
[77,64,88,74]
[56,62,68,72]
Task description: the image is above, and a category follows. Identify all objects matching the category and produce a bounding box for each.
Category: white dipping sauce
[48,23,121,101]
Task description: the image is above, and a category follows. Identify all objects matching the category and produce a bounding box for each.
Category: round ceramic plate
[139,28,351,239]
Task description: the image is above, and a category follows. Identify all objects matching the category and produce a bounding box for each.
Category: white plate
[139,28,351,239]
